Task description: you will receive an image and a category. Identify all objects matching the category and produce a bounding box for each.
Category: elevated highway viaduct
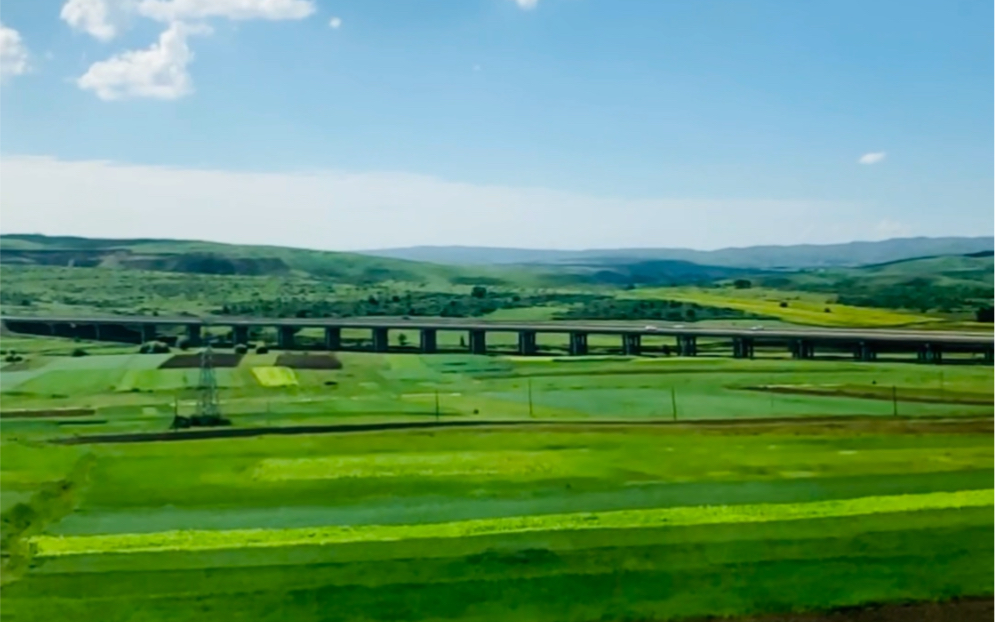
[2,315,992,364]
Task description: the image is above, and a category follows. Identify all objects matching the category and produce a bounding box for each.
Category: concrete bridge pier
[277,326,298,349]
[518,331,537,355]
[622,334,641,356]
[732,337,755,359]
[677,335,697,357]
[185,324,202,347]
[420,329,437,353]
[372,327,389,352]
[854,342,877,362]
[231,325,249,346]
[984,348,993,364]
[74,324,98,340]
[469,329,487,355]
[569,332,588,356]
[916,344,942,364]
[791,339,814,359]
[324,327,341,350]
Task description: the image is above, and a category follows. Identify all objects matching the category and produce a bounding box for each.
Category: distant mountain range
[359,236,995,270]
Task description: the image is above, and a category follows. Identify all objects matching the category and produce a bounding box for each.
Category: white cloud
[77,22,210,100]
[328,16,342,29]
[136,0,315,22]
[873,219,912,238]
[0,22,30,80]
[67,0,316,99]
[513,0,539,8]
[60,0,118,41]
[858,152,886,165]
[0,156,885,251]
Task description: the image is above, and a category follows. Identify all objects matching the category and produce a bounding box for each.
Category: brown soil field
[1,360,34,372]
[275,353,343,370]
[695,597,992,622]
[159,353,244,369]
[1,407,95,419]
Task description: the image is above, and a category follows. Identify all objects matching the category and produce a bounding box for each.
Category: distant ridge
[358,236,995,270]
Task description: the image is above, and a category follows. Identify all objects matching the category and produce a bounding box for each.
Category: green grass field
[2,421,992,621]
[1,340,992,621]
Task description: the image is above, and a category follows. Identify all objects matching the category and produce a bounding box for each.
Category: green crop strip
[31,489,993,557]
[253,450,579,481]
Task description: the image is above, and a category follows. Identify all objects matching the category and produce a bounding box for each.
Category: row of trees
[212,290,604,320]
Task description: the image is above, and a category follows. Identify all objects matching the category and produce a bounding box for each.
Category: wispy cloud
[512,0,540,9]
[0,22,30,80]
[858,152,886,165]
[328,16,342,29]
[0,156,883,251]
[135,0,315,22]
[873,219,912,238]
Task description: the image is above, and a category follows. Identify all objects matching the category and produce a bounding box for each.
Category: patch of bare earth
[685,597,992,622]
[1,407,95,419]
[275,353,343,370]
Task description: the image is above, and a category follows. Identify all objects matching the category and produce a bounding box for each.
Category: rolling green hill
[0,235,756,289]
[1,235,991,323]
[754,253,994,315]
[0,235,475,286]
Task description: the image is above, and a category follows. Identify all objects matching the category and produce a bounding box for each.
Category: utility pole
[434,390,440,422]
[670,386,678,421]
[528,378,534,418]
[892,385,898,417]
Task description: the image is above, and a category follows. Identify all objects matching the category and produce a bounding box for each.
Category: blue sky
[1,0,991,250]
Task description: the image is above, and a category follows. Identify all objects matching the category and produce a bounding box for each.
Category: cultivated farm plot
[1,351,993,439]
[2,421,992,622]
[251,366,299,388]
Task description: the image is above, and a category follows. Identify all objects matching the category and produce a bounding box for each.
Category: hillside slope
[757,253,994,314]
[0,235,468,286]
[0,235,756,288]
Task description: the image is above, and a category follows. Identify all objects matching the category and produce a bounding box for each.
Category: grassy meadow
[1,334,993,621]
[2,418,992,621]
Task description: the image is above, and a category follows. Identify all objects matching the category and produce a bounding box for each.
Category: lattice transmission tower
[171,333,228,429]
[195,337,223,424]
